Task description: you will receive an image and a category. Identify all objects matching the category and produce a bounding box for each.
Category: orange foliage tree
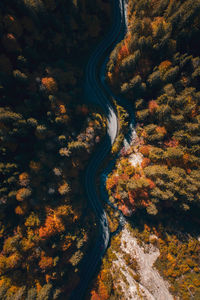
[117,44,129,63]
[140,145,150,156]
[29,161,41,172]
[16,188,31,201]
[98,281,109,300]
[39,212,65,239]
[19,172,30,186]
[148,100,159,114]
[158,60,172,75]
[141,157,151,168]
[41,77,58,93]
[106,175,119,191]
[91,290,101,300]
[15,202,28,215]
[156,126,167,136]
[39,252,54,271]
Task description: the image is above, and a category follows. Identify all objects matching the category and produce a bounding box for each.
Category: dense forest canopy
[89,1,200,300]
[107,0,200,217]
[0,0,110,299]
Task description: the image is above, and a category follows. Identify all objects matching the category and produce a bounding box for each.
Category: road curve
[70,1,127,299]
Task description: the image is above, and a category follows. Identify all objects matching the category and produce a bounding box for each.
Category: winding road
[70,1,127,299]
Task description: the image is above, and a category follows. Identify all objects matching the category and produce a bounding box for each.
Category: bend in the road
[70,1,128,299]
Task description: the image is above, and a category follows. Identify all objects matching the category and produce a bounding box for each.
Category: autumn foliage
[41,77,58,93]
[158,60,172,75]
[148,100,159,114]
[19,172,30,186]
[118,44,129,63]
[107,0,200,218]
[16,188,31,201]
[39,252,54,271]
[0,0,109,298]
[39,213,65,239]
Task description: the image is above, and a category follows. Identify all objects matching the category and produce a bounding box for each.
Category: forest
[1,0,200,299]
[0,0,110,299]
[87,0,200,299]
[107,0,200,217]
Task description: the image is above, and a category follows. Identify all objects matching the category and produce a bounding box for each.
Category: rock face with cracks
[111,226,173,300]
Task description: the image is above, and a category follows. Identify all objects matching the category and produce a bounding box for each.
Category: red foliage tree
[158,60,172,74]
[19,172,30,187]
[98,281,109,299]
[128,191,135,207]
[106,175,119,190]
[91,290,101,300]
[164,139,179,147]
[117,44,129,63]
[140,145,150,156]
[156,126,167,135]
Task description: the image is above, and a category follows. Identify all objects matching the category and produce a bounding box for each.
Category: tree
[58,182,70,195]
[39,213,65,239]
[15,203,28,215]
[26,288,37,300]
[163,66,179,82]
[147,70,161,87]
[91,291,101,300]
[19,172,30,187]
[148,100,159,113]
[117,44,129,63]
[146,203,158,215]
[39,252,53,271]
[158,60,172,75]
[25,212,40,228]
[37,284,53,300]
[13,70,28,84]
[16,188,32,201]
[41,77,57,94]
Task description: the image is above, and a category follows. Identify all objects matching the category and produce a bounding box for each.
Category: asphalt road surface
[70,1,127,299]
